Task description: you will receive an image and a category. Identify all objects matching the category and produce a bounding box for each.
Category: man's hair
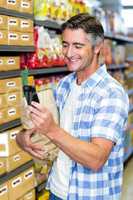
[61,13,104,46]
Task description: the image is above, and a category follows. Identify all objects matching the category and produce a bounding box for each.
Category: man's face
[62,28,94,72]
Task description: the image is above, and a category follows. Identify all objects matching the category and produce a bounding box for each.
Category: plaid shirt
[47,64,129,200]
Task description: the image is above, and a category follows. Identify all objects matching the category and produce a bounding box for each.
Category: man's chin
[67,65,79,72]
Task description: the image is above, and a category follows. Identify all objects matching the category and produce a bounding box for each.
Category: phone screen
[23,85,40,105]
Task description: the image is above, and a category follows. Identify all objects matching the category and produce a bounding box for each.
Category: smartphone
[23,85,40,105]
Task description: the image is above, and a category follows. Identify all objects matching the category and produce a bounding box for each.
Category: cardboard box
[0,157,6,175]
[6,91,22,107]
[0,108,6,125]
[0,77,22,94]
[23,189,35,200]
[20,32,34,46]
[8,31,20,45]
[6,105,21,122]
[0,94,7,108]
[0,0,6,8]
[6,151,32,172]
[0,15,7,30]
[0,126,22,157]
[20,0,33,14]
[0,57,6,71]
[22,167,35,194]
[0,30,8,45]
[7,16,20,31]
[8,174,23,200]
[5,56,20,70]
[0,183,8,200]
[6,0,19,11]
[20,19,33,32]
[0,56,20,71]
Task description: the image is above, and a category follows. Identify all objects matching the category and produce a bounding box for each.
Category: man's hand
[16,129,46,160]
[28,102,58,139]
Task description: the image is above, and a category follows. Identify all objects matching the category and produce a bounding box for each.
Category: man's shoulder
[94,73,128,106]
[57,72,75,89]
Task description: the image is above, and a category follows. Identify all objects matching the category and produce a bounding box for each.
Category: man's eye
[75,45,82,49]
[62,44,68,48]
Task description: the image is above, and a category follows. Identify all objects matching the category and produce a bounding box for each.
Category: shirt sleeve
[91,90,129,143]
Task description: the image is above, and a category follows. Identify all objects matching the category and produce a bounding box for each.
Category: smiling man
[16,13,129,200]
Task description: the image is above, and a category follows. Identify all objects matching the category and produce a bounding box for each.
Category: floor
[121,156,133,200]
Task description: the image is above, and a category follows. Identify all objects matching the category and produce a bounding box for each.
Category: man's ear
[94,42,104,54]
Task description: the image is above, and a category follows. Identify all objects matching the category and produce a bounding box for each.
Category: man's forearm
[47,126,109,171]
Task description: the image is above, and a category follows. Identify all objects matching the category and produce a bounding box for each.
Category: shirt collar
[76,64,107,88]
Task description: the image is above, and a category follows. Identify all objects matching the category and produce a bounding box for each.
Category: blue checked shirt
[47,64,129,200]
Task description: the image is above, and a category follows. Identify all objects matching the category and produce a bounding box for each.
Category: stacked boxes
[0,167,35,200]
[0,14,34,46]
[0,126,32,173]
[8,167,35,199]
[0,1,36,200]
[0,77,22,124]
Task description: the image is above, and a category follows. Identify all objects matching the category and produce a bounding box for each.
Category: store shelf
[34,19,133,43]
[29,66,68,76]
[0,119,21,133]
[124,147,133,162]
[0,7,33,19]
[0,70,21,79]
[107,63,129,70]
[105,33,133,43]
[0,45,35,52]
[34,20,61,30]
[0,160,34,185]
[36,181,46,193]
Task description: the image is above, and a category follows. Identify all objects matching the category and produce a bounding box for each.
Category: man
[16,13,129,199]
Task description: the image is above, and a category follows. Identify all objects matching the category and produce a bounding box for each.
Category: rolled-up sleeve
[91,90,129,143]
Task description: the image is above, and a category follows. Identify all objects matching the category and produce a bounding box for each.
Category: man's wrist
[47,124,61,142]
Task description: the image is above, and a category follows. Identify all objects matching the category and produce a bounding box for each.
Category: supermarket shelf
[0,160,34,185]
[124,147,133,162]
[105,33,133,43]
[0,119,21,133]
[0,67,68,80]
[127,89,133,96]
[0,7,34,19]
[36,181,46,193]
[0,45,35,52]
[34,20,61,30]
[29,66,68,75]
[107,63,129,70]
[129,104,133,114]
[34,20,133,43]
[0,70,21,79]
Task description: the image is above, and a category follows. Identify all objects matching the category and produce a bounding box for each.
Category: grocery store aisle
[121,156,133,200]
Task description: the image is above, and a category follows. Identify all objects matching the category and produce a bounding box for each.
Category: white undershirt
[49,81,81,199]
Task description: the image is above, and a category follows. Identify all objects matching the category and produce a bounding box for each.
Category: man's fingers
[29,143,44,151]
[25,147,45,160]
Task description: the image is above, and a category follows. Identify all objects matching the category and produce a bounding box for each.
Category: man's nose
[65,46,73,58]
